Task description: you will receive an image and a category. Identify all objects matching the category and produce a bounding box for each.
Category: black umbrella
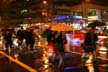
[88,20,106,28]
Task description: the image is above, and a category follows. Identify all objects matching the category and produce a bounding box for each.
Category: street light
[42,11,47,16]
[41,0,48,23]
[43,0,47,5]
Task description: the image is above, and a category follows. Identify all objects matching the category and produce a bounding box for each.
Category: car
[97,33,108,46]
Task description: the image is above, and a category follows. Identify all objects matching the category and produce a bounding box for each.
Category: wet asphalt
[0,44,108,72]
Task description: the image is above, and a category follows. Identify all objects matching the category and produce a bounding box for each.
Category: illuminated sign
[88,16,98,20]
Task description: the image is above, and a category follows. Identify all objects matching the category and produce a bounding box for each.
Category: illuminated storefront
[53,9,100,30]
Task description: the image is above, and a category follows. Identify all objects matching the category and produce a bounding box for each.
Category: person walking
[16,29,24,50]
[25,29,35,51]
[55,31,67,68]
[47,31,56,61]
[81,27,98,63]
[4,29,13,54]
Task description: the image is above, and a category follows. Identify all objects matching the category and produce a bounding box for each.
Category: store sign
[88,16,98,20]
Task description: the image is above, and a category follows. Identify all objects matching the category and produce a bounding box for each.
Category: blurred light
[44,59,49,64]
[26,0,30,1]
[54,16,82,21]
[54,16,67,21]
[99,51,107,55]
[21,9,28,13]
[28,17,32,20]
[99,46,108,51]
[98,36,107,38]
[85,0,91,3]
[88,16,98,20]
[13,38,18,46]
[43,0,47,4]
[70,16,82,19]
[88,65,94,72]
[86,54,93,64]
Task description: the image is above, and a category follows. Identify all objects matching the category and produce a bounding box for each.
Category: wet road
[0,44,108,72]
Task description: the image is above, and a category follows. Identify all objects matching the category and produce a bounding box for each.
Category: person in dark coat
[82,27,98,63]
[42,27,52,37]
[16,29,24,49]
[25,29,35,51]
[55,32,67,53]
[47,31,56,44]
[4,30,13,54]
[55,31,67,67]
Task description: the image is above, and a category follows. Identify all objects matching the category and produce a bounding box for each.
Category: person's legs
[81,52,89,64]
[25,40,29,50]
[58,52,64,68]
[5,42,9,54]
[30,43,34,51]
[82,52,89,59]
[92,50,97,62]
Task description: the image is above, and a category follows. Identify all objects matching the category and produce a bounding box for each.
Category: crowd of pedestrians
[42,25,99,68]
[0,27,39,55]
[0,25,99,68]
[42,27,67,68]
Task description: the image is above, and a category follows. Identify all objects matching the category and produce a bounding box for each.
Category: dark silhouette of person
[82,27,98,63]
[42,28,52,38]
[4,29,13,54]
[25,30,35,51]
[47,31,56,44]
[55,32,67,53]
[47,31,57,61]
[16,29,24,49]
[55,31,67,68]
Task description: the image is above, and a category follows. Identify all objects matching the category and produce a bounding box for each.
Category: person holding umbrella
[81,26,98,64]
[50,24,73,68]
[55,31,67,68]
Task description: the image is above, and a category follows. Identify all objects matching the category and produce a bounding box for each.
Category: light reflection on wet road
[0,44,108,72]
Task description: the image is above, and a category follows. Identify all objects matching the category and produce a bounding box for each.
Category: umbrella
[88,20,106,28]
[50,24,74,31]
